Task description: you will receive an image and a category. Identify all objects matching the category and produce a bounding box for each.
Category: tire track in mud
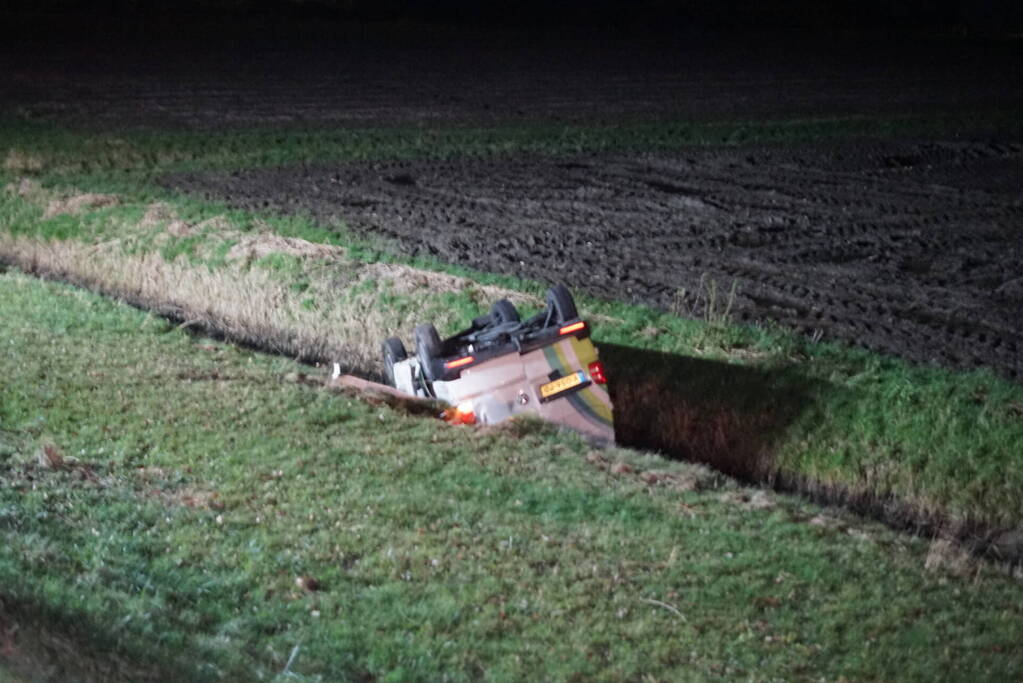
[166,137,1023,379]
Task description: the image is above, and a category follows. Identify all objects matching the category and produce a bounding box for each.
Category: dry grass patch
[718,489,777,510]
[0,234,356,360]
[3,178,45,202]
[361,261,541,308]
[134,466,226,511]
[584,449,723,493]
[139,202,234,239]
[0,180,541,379]
[227,232,341,262]
[41,193,120,219]
[2,149,44,174]
[139,201,195,237]
[139,202,177,227]
[4,177,120,218]
[925,538,977,577]
[0,189,534,377]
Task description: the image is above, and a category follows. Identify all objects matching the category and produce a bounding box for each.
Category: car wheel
[382,337,407,387]
[490,299,520,324]
[414,323,443,381]
[546,284,578,324]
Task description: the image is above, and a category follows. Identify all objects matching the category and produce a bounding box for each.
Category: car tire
[546,284,578,324]
[382,337,407,387]
[490,299,520,324]
[414,323,443,381]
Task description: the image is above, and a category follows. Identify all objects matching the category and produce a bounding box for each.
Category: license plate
[539,371,587,401]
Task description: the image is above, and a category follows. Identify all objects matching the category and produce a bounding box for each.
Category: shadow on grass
[602,343,1023,565]
[601,343,824,483]
[0,593,191,683]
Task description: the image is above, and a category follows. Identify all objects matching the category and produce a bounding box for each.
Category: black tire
[382,337,407,387]
[546,284,578,324]
[490,299,520,324]
[414,323,443,381]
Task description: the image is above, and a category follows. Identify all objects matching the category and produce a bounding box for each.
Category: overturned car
[382,285,614,442]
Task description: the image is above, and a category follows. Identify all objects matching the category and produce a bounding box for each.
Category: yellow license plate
[539,371,586,401]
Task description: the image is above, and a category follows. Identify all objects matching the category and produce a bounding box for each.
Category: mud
[167,136,1023,379]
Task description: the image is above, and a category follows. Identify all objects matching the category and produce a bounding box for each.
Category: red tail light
[445,355,475,370]
[559,321,586,336]
[588,360,607,384]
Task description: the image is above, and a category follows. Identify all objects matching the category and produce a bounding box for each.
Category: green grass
[2,270,1023,681]
[4,105,1023,183]
[3,112,1023,536]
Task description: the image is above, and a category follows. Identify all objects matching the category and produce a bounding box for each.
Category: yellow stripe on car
[547,337,614,427]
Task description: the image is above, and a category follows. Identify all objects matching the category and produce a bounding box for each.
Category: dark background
[3,0,1023,35]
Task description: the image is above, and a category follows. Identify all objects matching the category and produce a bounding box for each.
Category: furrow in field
[165,137,1023,379]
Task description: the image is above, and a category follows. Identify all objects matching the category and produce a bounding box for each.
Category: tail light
[559,321,586,336]
[588,360,607,384]
[445,355,475,370]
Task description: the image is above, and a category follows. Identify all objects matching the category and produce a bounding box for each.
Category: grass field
[2,112,1023,678]
[2,270,1023,681]
[3,114,1023,541]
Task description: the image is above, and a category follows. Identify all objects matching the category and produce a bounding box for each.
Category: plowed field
[167,137,1023,379]
[5,27,1022,377]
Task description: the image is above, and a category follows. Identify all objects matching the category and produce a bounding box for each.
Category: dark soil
[166,136,1023,379]
[2,27,1021,129]
[5,26,1021,377]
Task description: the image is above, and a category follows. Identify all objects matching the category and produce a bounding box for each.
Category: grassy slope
[2,271,1022,681]
[3,115,1023,535]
